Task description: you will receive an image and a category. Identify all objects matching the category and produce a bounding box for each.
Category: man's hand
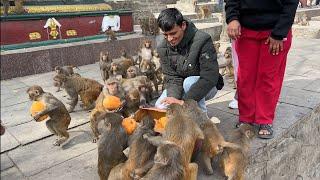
[160,97,184,106]
[227,20,241,40]
[265,36,283,55]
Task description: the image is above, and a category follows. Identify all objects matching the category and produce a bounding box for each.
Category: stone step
[311,16,320,21]
[292,21,320,39]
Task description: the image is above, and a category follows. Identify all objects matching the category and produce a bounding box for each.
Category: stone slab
[283,74,311,89]
[0,167,26,180]
[1,153,14,171]
[1,130,20,153]
[6,110,90,145]
[279,86,320,109]
[206,91,239,116]
[303,79,320,93]
[30,149,99,180]
[8,127,97,177]
[1,101,32,126]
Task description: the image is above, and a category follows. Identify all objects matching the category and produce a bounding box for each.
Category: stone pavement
[1,37,320,180]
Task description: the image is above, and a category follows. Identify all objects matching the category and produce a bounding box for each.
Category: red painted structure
[0,10,133,45]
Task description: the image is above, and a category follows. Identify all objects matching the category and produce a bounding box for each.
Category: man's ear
[181,21,187,31]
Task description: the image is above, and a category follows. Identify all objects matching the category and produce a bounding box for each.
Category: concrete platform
[1,37,319,180]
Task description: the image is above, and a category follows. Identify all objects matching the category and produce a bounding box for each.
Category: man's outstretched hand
[227,20,241,40]
[160,97,184,106]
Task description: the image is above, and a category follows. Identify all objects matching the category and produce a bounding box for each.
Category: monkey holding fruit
[27,85,71,146]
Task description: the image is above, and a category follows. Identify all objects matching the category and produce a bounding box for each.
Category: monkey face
[224,48,232,58]
[144,41,151,48]
[106,82,118,95]
[27,85,44,100]
[53,74,67,85]
[111,63,120,71]
[100,51,110,62]
[127,67,137,78]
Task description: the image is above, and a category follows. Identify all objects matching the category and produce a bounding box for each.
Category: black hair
[157,8,184,32]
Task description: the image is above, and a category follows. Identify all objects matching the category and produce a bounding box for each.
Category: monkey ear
[245,130,254,139]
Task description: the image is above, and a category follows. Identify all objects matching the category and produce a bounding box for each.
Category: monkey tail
[221,141,241,150]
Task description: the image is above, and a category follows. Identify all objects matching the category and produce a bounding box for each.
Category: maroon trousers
[235,28,292,125]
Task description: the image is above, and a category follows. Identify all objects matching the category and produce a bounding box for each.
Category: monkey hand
[33,113,41,122]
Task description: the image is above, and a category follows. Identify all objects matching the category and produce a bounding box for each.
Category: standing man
[155,8,224,113]
[225,0,299,138]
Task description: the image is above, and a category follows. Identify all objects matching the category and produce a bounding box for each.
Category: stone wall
[247,105,320,180]
[0,35,156,80]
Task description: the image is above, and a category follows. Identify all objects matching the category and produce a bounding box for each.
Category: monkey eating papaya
[90,77,126,143]
[53,74,103,113]
[27,85,71,146]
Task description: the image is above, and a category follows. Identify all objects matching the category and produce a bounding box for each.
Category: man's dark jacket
[225,0,299,40]
[157,20,223,102]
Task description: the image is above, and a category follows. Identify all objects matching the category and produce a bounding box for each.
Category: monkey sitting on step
[105,26,117,41]
[27,85,71,146]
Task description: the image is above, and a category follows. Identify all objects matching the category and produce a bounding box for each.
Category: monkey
[27,85,71,146]
[112,57,135,77]
[98,112,128,180]
[182,99,241,175]
[105,26,117,41]
[197,5,211,19]
[220,124,256,180]
[108,62,126,79]
[140,59,159,94]
[121,75,154,107]
[90,77,126,143]
[143,134,199,180]
[122,87,141,118]
[138,40,153,65]
[0,0,10,16]
[126,65,141,79]
[220,47,234,80]
[99,50,113,82]
[53,74,103,113]
[139,138,185,180]
[119,49,134,63]
[144,103,204,179]
[299,13,309,26]
[54,65,80,92]
[108,115,157,180]
[0,120,5,136]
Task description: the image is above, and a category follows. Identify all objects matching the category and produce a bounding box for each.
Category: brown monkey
[122,87,140,118]
[140,138,185,180]
[140,59,159,94]
[138,40,153,65]
[126,66,141,79]
[197,5,211,19]
[108,115,157,180]
[144,103,204,179]
[122,75,153,107]
[99,50,112,82]
[220,47,234,78]
[112,57,134,77]
[0,120,5,136]
[220,124,256,180]
[143,135,199,180]
[53,74,103,112]
[105,26,117,41]
[182,99,241,175]
[108,62,126,78]
[90,77,126,142]
[54,65,80,92]
[27,85,71,146]
[119,49,134,62]
[98,112,128,180]
[0,0,10,16]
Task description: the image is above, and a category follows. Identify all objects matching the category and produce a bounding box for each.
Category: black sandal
[258,124,274,139]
